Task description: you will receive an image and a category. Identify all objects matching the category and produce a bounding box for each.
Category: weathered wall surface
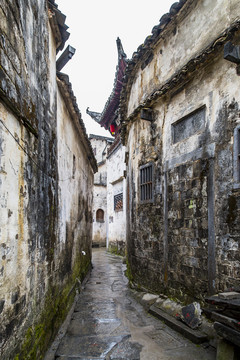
[89,135,126,252]
[127,0,240,116]
[57,86,94,277]
[123,0,240,302]
[0,1,95,359]
[92,161,107,247]
[89,136,113,247]
[125,117,164,291]
[107,143,126,255]
[161,53,240,299]
[90,136,112,164]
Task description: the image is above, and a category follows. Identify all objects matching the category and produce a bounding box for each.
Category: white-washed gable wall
[107,144,126,254]
[127,0,240,116]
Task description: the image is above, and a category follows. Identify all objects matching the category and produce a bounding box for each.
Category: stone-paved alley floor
[52,249,216,360]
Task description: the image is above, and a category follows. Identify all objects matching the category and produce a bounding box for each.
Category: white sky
[56,0,175,137]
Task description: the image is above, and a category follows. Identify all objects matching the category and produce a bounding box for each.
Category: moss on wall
[14,254,91,360]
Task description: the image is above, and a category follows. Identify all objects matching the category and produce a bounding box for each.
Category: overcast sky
[56,0,175,137]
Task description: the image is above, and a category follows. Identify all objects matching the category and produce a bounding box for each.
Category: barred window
[114,193,123,211]
[140,163,153,202]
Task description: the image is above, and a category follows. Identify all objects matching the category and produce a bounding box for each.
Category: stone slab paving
[54,249,216,360]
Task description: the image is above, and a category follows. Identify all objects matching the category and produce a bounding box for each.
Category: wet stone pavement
[54,249,216,360]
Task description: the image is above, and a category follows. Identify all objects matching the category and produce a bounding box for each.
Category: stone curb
[129,288,217,348]
[149,304,208,344]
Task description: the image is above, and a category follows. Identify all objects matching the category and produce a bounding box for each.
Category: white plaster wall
[92,183,107,246]
[0,13,63,356]
[94,167,107,187]
[0,4,95,357]
[126,52,240,196]
[0,102,33,316]
[93,162,107,246]
[107,144,126,248]
[90,138,109,246]
[127,0,240,116]
[90,138,109,164]
[57,88,94,257]
[160,56,240,164]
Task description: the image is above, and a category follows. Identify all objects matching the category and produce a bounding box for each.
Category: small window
[72,154,76,179]
[172,106,206,144]
[96,209,104,222]
[140,163,153,202]
[114,193,123,211]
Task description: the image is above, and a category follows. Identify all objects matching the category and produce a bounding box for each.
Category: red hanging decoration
[110,124,115,135]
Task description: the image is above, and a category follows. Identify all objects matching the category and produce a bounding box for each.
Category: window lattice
[140,163,153,202]
[114,193,123,211]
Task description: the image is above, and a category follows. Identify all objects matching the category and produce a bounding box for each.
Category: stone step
[149,304,208,344]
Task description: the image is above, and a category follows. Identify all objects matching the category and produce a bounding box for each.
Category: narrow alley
[48,249,216,360]
[1,1,240,359]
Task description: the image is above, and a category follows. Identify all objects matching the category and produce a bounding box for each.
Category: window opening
[140,163,153,202]
[96,209,104,222]
[114,193,123,211]
[72,154,76,179]
[172,106,206,144]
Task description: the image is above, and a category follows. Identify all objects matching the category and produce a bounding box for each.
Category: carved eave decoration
[48,0,70,52]
[86,108,102,124]
[57,72,98,173]
[87,38,128,136]
[119,0,240,145]
[100,38,128,131]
